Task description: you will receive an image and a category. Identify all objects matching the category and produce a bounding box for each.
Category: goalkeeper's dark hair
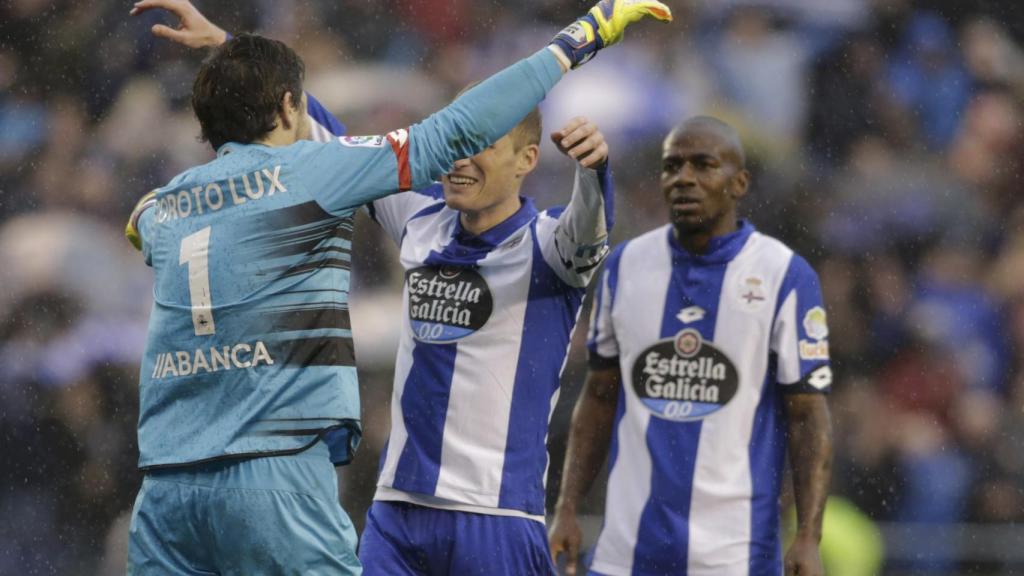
[192,33,305,150]
[457,81,542,151]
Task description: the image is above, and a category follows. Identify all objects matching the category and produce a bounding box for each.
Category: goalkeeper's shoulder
[125,189,159,251]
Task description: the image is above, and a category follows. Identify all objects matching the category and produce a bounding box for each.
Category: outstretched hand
[551,117,609,169]
[130,0,227,49]
[550,0,673,69]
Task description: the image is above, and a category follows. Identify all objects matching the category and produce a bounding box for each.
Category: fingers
[578,140,609,168]
[555,117,590,149]
[640,1,673,23]
[130,0,182,17]
[151,24,190,44]
[555,118,596,154]
[565,536,580,576]
[554,117,608,167]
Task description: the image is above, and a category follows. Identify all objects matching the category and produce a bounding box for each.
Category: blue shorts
[127,442,360,575]
[359,501,556,575]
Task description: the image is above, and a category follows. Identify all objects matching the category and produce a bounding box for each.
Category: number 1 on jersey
[180,226,216,336]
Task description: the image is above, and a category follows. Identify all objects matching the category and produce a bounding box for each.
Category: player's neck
[460,195,523,236]
[674,218,738,255]
[256,125,299,148]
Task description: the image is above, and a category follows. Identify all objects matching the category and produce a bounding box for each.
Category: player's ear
[515,143,541,179]
[279,91,299,130]
[731,168,750,200]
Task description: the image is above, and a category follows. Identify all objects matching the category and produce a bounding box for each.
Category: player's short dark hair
[191,33,305,150]
[457,81,541,151]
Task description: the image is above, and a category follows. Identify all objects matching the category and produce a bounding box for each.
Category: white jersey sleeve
[771,253,832,393]
[540,163,614,288]
[366,186,446,246]
[586,243,625,368]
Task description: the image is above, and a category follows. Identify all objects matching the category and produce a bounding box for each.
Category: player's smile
[441,135,526,217]
[444,172,481,191]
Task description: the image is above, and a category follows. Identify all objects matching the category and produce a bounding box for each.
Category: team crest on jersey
[339,135,386,148]
[738,275,768,311]
[406,265,493,342]
[631,329,740,421]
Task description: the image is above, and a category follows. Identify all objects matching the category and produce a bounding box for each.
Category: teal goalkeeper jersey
[131,49,563,469]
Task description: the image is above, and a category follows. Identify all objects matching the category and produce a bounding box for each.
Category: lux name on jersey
[152,341,274,380]
[154,165,287,224]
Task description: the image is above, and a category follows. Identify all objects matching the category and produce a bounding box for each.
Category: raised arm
[131,0,347,140]
[542,117,614,288]
[128,0,670,215]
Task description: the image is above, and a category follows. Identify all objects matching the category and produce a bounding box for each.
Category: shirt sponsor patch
[631,329,739,421]
[803,306,829,340]
[406,265,493,342]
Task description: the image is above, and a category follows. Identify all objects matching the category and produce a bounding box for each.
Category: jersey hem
[139,438,323,472]
[589,560,630,576]
[373,486,545,524]
[139,418,361,471]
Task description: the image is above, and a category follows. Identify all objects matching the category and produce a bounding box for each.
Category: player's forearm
[548,164,614,285]
[562,163,614,249]
[787,397,833,541]
[555,374,619,513]
[407,49,564,189]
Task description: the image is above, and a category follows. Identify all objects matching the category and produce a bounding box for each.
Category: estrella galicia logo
[631,329,740,421]
[406,265,493,342]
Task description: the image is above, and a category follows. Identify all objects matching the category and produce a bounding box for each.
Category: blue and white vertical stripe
[589,222,830,576]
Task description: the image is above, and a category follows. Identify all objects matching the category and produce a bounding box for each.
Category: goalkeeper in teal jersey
[124,0,670,574]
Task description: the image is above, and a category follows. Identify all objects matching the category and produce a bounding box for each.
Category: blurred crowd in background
[1,0,1023,574]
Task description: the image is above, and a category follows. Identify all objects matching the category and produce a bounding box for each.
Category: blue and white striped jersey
[587,221,831,576]
[129,49,564,470]
[369,165,613,522]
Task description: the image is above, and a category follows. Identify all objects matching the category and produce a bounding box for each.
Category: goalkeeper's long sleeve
[405,49,563,190]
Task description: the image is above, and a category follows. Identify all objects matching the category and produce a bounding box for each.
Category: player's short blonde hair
[457,82,541,151]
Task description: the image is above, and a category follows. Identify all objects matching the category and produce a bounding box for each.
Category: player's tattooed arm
[130,0,227,48]
[549,366,621,575]
[783,393,833,576]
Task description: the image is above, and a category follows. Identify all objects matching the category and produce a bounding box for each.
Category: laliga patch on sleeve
[339,135,386,148]
[803,306,829,340]
[799,339,829,361]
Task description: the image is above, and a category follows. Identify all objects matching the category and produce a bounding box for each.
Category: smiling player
[125,0,670,574]
[361,109,612,575]
[124,4,671,576]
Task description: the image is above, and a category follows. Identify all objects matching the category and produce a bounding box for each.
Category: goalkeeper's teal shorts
[127,441,360,575]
